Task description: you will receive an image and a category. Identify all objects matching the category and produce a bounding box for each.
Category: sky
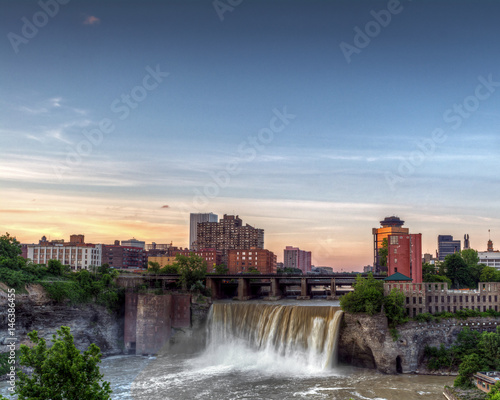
[1,0,500,270]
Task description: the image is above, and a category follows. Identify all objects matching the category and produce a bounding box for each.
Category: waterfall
[204,303,343,372]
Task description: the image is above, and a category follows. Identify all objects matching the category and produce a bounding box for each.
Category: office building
[372,216,409,273]
[437,235,461,261]
[283,246,312,273]
[190,212,218,250]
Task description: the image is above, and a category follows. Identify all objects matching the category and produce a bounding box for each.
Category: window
[394,249,397,254]
[390,236,399,245]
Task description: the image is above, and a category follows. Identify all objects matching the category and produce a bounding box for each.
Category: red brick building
[170,248,222,272]
[102,245,147,269]
[387,233,422,283]
[227,248,277,274]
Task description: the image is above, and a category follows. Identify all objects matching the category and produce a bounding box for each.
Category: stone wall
[338,312,500,374]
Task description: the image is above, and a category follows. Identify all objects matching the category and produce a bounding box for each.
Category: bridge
[116,273,385,301]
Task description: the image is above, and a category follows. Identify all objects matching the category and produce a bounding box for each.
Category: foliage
[444,253,475,289]
[384,288,408,327]
[0,233,25,270]
[11,326,112,399]
[246,266,260,274]
[47,259,65,276]
[148,261,161,274]
[214,263,229,274]
[160,264,179,274]
[174,253,207,291]
[461,249,480,268]
[422,262,452,285]
[488,382,500,400]
[480,266,500,282]
[340,274,384,315]
[379,238,388,268]
[454,353,484,388]
[0,352,14,376]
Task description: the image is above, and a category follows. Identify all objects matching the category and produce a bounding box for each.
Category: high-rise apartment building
[372,216,409,273]
[190,212,218,250]
[387,233,422,283]
[283,246,312,273]
[196,214,264,264]
[437,235,461,261]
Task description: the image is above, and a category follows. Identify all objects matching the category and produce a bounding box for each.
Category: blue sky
[1,0,500,269]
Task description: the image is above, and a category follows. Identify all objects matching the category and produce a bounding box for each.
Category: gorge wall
[338,312,500,374]
[0,283,124,357]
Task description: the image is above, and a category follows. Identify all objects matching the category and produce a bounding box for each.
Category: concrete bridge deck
[116,273,384,301]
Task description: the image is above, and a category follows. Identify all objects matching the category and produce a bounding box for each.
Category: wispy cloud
[83,16,100,25]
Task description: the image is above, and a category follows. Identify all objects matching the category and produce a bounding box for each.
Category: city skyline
[2,1,500,269]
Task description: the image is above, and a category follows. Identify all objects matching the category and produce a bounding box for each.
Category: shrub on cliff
[0,326,112,400]
[340,274,384,315]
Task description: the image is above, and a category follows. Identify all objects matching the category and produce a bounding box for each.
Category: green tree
[444,253,475,289]
[384,288,408,326]
[214,263,229,274]
[479,329,500,370]
[422,262,436,281]
[480,266,500,282]
[0,232,26,270]
[160,264,178,274]
[379,238,388,269]
[175,253,207,290]
[454,353,484,388]
[47,259,64,276]
[148,261,161,274]
[340,274,384,315]
[461,249,479,268]
[7,326,112,400]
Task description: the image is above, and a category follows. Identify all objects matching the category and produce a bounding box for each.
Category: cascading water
[204,303,343,373]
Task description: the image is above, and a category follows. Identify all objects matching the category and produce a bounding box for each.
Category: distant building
[422,253,438,265]
[102,245,147,269]
[478,239,500,269]
[197,214,264,264]
[147,256,177,268]
[168,248,222,271]
[363,265,374,273]
[27,235,101,271]
[387,233,422,283]
[190,212,218,250]
[283,246,312,273]
[121,238,145,249]
[437,235,461,261]
[227,248,276,274]
[464,234,470,250]
[373,216,409,273]
[146,242,172,251]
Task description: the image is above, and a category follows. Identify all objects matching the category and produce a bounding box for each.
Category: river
[1,300,453,399]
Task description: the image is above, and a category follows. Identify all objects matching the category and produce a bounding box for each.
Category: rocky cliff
[338,312,500,374]
[0,283,124,357]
